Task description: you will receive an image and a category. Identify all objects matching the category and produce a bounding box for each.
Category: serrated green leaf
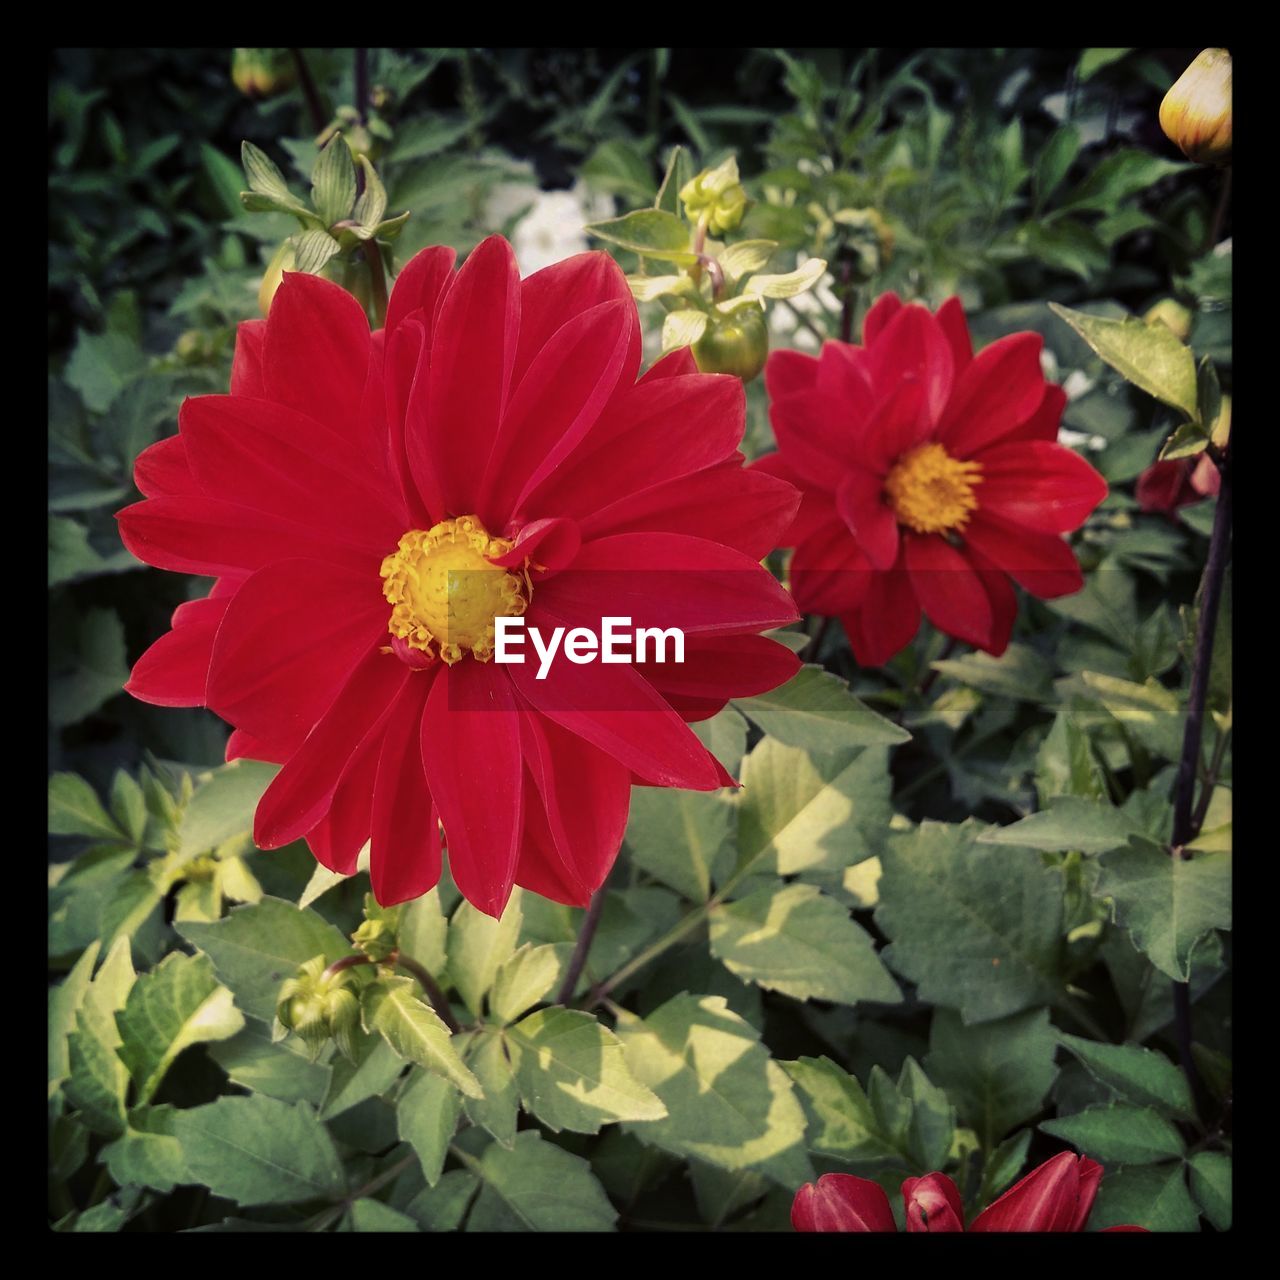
[321,1036,405,1119]
[207,1024,332,1105]
[49,773,122,840]
[1095,841,1231,981]
[932,643,1056,702]
[1050,303,1198,420]
[178,761,277,857]
[876,821,1067,1023]
[615,994,811,1187]
[507,1007,666,1134]
[980,797,1143,854]
[464,1131,617,1232]
[176,897,352,1023]
[625,787,734,903]
[462,1028,519,1147]
[1188,1151,1230,1231]
[116,951,244,1103]
[49,942,101,1095]
[397,1069,461,1186]
[101,1106,189,1193]
[735,666,910,752]
[362,977,481,1098]
[1041,1103,1185,1164]
[1090,1161,1199,1232]
[710,882,900,1005]
[489,943,568,1024]
[926,1008,1058,1149]
[174,1094,345,1206]
[1058,1033,1194,1120]
[446,891,522,1018]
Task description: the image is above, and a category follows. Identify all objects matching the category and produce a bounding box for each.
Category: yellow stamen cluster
[380,516,529,665]
[884,442,983,535]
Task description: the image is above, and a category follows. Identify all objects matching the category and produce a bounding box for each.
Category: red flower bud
[1136,455,1221,514]
[970,1152,1103,1232]
[903,1172,964,1232]
[791,1173,896,1232]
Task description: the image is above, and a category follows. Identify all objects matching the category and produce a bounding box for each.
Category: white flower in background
[488,181,615,278]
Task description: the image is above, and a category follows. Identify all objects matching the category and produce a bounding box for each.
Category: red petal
[865,302,955,428]
[749,453,836,546]
[905,532,994,650]
[938,332,1047,458]
[765,347,819,401]
[963,541,1018,656]
[841,559,921,666]
[384,318,434,526]
[230,320,267,397]
[525,372,746,519]
[791,1174,896,1233]
[488,516,581,573]
[125,595,227,707]
[134,435,200,499]
[370,676,442,905]
[516,781,592,905]
[117,495,370,577]
[207,557,387,752]
[861,292,903,346]
[305,729,382,874]
[903,1173,965,1233]
[479,298,637,526]
[816,340,876,413]
[385,245,457,339]
[1007,383,1066,445]
[970,1151,1084,1233]
[417,235,521,518]
[836,467,899,570]
[935,297,973,373]
[964,513,1083,599]
[769,388,855,491]
[512,251,636,390]
[254,648,409,849]
[975,441,1109,533]
[789,520,871,616]
[1069,1157,1104,1233]
[640,634,801,701]
[506,647,720,790]
[420,661,524,918]
[179,395,404,551]
[263,272,372,445]
[639,347,697,381]
[226,728,290,765]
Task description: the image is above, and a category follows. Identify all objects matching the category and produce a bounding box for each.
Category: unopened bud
[352,917,397,964]
[1143,298,1193,342]
[1160,49,1232,166]
[276,955,361,1058]
[232,49,296,101]
[681,157,748,235]
[258,240,296,317]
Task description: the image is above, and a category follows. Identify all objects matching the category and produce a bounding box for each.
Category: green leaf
[321,1037,405,1119]
[1095,841,1231,981]
[49,606,130,727]
[398,888,449,978]
[446,891,523,1018]
[241,141,293,202]
[49,942,101,1095]
[178,762,277,856]
[173,1095,345,1206]
[625,787,734,903]
[66,1011,129,1136]
[1188,1151,1231,1231]
[464,1131,617,1232]
[404,1169,479,1231]
[207,1024,332,1106]
[661,308,708,353]
[615,993,811,1187]
[586,208,695,264]
[352,156,388,232]
[784,1055,955,1174]
[109,771,147,844]
[736,740,891,877]
[292,228,343,275]
[49,773,122,840]
[1041,1103,1185,1164]
[743,257,827,299]
[311,135,357,226]
[1058,148,1188,215]
[979,798,1142,854]
[1078,48,1133,80]
[1049,304,1199,420]
[489,943,568,1024]
[398,1069,461,1186]
[176,897,352,1023]
[462,1028,519,1147]
[718,239,779,281]
[1077,671,1185,760]
[876,821,1066,1023]
[1035,125,1081,206]
[361,977,482,1098]
[101,1106,190,1193]
[63,329,147,414]
[507,1007,667,1134]
[734,666,910,752]
[932,643,1055,702]
[1058,1033,1195,1120]
[709,882,900,1005]
[926,1008,1058,1149]
[1090,1161,1199,1232]
[116,951,244,1103]
[347,1199,420,1232]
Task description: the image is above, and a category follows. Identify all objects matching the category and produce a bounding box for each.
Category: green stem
[362,240,389,329]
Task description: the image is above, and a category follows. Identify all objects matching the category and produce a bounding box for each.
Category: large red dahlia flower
[752,292,1109,665]
[118,236,801,916]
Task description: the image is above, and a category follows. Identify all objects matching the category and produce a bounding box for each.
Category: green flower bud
[693,306,769,383]
[181,853,220,883]
[324,987,362,1061]
[680,157,748,235]
[275,955,362,1058]
[1160,49,1232,166]
[232,49,296,101]
[352,917,397,964]
[1143,298,1193,342]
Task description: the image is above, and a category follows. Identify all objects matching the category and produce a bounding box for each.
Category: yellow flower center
[380,516,530,665]
[884,442,983,535]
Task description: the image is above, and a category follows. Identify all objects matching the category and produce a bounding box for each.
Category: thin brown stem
[1206,166,1232,252]
[322,953,374,982]
[556,886,610,1005]
[290,48,328,135]
[354,48,369,123]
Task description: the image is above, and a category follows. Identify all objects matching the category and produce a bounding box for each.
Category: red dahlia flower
[792,1154,1148,1233]
[752,293,1108,665]
[118,237,801,916]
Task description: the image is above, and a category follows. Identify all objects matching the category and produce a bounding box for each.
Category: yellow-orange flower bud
[1160,49,1232,166]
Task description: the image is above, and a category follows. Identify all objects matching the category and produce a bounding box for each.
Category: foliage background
[49,47,1231,1233]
